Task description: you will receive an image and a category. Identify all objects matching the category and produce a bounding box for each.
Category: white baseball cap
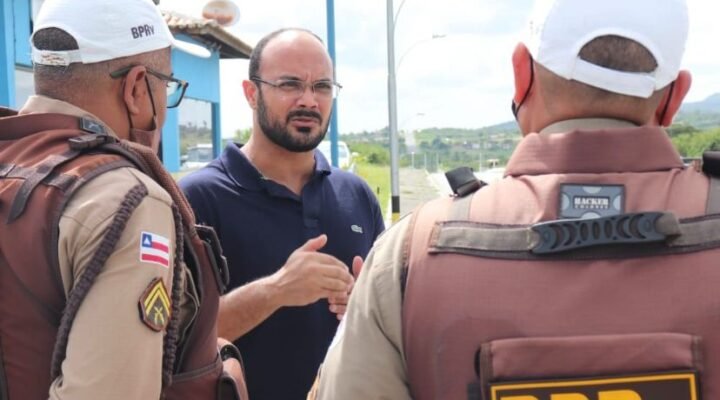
[31,0,210,67]
[525,0,689,98]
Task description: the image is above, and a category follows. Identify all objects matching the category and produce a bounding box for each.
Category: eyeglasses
[110,65,189,108]
[250,77,342,99]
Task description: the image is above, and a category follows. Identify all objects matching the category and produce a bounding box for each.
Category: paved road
[384,168,445,226]
[386,167,507,226]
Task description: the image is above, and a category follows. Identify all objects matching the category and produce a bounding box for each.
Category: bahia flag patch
[139,231,170,268]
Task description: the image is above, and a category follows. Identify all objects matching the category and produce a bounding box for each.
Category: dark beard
[257,92,329,152]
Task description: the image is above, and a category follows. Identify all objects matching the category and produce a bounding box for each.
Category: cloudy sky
[169,0,720,136]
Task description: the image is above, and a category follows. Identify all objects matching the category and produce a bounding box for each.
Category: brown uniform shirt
[19,96,184,400]
[314,119,709,399]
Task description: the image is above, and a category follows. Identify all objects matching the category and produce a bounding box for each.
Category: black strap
[445,166,485,197]
[702,151,720,176]
[702,151,720,215]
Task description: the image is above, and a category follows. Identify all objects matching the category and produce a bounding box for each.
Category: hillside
[675,93,720,129]
[680,93,720,113]
[342,93,719,169]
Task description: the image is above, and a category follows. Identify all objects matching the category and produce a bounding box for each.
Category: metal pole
[0,0,16,107]
[326,0,339,167]
[387,0,400,222]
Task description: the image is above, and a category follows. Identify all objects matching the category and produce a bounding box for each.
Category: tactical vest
[402,164,720,400]
[0,109,246,400]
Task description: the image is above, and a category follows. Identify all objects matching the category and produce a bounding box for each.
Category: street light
[396,34,446,71]
[399,112,425,132]
[387,0,445,223]
[386,0,400,223]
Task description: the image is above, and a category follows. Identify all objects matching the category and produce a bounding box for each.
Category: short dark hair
[579,35,657,73]
[248,28,325,79]
[32,27,79,52]
[537,35,664,117]
[32,28,97,99]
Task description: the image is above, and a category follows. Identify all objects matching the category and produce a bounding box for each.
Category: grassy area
[354,162,390,219]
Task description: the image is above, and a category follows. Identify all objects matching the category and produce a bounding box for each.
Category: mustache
[287,109,323,123]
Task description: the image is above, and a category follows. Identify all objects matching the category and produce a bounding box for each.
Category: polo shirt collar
[505,118,683,177]
[313,148,333,175]
[219,143,332,192]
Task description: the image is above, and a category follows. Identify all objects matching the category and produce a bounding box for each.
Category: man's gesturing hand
[270,234,354,307]
[329,255,364,320]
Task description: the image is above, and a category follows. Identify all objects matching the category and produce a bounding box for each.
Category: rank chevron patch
[138,277,171,332]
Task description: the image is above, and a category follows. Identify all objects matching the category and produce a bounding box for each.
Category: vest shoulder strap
[1,113,121,223]
[708,176,720,215]
[443,166,489,221]
[429,211,720,260]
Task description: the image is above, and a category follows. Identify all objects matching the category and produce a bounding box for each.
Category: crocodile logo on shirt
[351,224,363,234]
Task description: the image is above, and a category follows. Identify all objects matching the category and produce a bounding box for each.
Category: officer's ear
[656,70,692,127]
[122,66,150,116]
[512,43,533,105]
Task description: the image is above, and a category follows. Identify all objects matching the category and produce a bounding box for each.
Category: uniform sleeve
[51,168,175,400]
[314,217,412,400]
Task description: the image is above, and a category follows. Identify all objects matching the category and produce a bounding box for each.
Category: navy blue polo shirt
[179,143,384,400]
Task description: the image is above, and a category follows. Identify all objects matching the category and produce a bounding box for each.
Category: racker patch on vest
[559,184,624,219]
[138,277,171,332]
[489,370,698,400]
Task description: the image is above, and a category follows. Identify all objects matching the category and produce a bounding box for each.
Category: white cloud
[169,0,719,136]
[684,0,720,102]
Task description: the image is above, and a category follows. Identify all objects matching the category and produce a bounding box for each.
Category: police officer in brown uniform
[312,0,720,399]
[0,0,246,399]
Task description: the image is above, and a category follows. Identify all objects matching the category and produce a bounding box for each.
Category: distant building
[0,1,252,172]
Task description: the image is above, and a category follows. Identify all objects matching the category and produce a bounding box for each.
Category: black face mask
[511,58,535,121]
[658,81,675,126]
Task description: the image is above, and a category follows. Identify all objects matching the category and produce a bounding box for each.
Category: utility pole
[387,0,400,222]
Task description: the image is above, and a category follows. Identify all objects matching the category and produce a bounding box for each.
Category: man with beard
[180,28,385,400]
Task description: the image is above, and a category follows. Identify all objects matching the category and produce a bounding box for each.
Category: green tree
[234,128,251,144]
[671,128,720,157]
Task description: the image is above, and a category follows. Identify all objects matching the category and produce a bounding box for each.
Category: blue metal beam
[326,0,339,167]
[0,0,16,107]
